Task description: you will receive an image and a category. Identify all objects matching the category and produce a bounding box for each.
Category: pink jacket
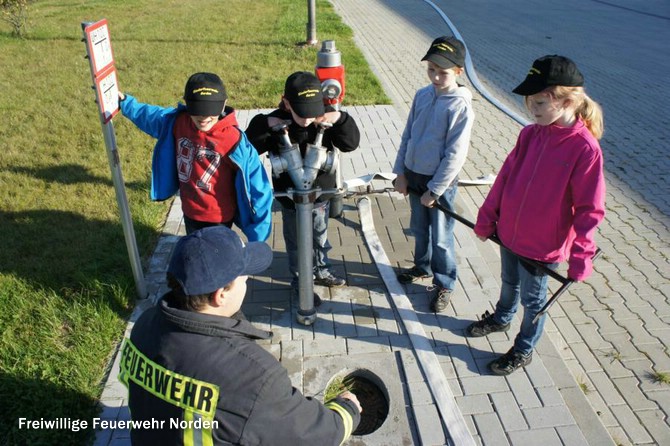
[474,119,605,281]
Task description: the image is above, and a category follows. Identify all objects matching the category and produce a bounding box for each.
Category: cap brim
[512,79,547,96]
[421,53,458,69]
[186,101,225,117]
[241,241,273,276]
[290,100,325,119]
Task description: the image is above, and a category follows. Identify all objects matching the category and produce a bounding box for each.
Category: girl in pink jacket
[467,55,606,375]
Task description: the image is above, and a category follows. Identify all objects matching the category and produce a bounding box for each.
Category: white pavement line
[343,171,496,189]
[357,196,476,446]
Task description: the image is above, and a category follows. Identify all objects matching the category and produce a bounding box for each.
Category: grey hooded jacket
[393,84,474,196]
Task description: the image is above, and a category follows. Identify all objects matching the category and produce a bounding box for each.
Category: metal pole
[82,21,146,299]
[533,248,602,323]
[101,120,147,299]
[306,0,317,45]
[296,198,317,325]
[405,187,603,324]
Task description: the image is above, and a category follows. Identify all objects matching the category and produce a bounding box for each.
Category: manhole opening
[326,369,389,436]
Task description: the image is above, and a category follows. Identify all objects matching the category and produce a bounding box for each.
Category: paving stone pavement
[95,1,670,445]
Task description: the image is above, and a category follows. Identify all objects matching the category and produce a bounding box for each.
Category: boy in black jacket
[246,72,360,303]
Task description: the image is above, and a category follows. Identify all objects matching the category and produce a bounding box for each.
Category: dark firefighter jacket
[119,296,360,445]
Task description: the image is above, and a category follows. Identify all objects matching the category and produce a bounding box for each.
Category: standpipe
[269,123,339,325]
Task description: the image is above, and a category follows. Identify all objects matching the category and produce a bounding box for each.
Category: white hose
[422,0,530,127]
[357,196,476,446]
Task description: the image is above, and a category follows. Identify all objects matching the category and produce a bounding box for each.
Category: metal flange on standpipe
[297,308,317,326]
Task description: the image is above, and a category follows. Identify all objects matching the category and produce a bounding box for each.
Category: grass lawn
[0,0,388,444]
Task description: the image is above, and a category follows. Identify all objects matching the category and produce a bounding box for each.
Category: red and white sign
[84,19,115,75]
[83,19,118,122]
[95,65,119,123]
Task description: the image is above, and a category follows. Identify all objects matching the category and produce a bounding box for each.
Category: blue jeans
[408,185,458,290]
[493,247,558,356]
[281,202,332,281]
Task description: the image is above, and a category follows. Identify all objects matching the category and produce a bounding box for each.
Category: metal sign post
[82,19,147,299]
[306,0,317,45]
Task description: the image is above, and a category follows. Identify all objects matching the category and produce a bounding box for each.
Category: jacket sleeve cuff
[325,396,361,440]
[568,256,592,281]
[335,111,348,125]
[119,94,134,115]
[473,222,494,239]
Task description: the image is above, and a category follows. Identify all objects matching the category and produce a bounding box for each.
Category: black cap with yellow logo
[512,55,584,96]
[284,71,325,119]
[183,72,228,117]
[421,36,466,69]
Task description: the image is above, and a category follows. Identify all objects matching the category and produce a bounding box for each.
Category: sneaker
[430,288,452,313]
[488,348,532,375]
[397,266,432,284]
[465,310,511,337]
[314,272,346,287]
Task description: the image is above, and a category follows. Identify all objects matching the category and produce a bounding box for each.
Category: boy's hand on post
[393,174,409,196]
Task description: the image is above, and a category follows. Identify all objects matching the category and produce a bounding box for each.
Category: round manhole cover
[328,370,389,436]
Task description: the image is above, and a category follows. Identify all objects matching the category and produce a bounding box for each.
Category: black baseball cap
[512,55,584,96]
[168,226,273,296]
[183,72,228,116]
[284,71,325,118]
[421,36,466,69]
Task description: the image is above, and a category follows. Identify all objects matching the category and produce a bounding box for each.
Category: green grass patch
[0,0,388,444]
[649,369,670,385]
[324,375,354,402]
[577,376,592,395]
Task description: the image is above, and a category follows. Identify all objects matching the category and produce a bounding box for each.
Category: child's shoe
[397,266,432,284]
[430,288,452,313]
[314,271,346,287]
[488,348,532,375]
[466,310,510,337]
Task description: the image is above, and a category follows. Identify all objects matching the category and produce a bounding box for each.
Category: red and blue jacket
[120,95,273,242]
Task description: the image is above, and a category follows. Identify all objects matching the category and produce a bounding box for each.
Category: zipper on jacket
[230,133,257,216]
[509,130,548,247]
[411,92,438,168]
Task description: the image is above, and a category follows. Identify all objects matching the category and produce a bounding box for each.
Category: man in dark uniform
[119,226,361,445]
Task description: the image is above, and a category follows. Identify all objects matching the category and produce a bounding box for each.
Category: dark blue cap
[168,226,273,296]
